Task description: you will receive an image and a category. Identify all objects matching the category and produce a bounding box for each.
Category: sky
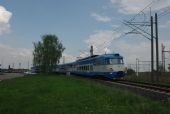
[0,0,170,70]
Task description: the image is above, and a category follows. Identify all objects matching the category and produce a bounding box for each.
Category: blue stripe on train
[66,71,124,79]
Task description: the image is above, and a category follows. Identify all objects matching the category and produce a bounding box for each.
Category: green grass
[125,74,170,85]
[0,74,169,114]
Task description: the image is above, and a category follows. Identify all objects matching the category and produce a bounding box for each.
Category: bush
[127,69,136,75]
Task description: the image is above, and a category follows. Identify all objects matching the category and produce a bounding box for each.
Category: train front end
[96,54,126,79]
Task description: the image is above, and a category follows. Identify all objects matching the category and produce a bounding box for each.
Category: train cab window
[109,59,124,64]
[118,59,124,64]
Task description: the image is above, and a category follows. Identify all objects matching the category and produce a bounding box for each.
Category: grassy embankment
[125,74,170,85]
[0,74,169,114]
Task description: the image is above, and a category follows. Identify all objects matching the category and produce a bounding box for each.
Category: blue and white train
[56,53,126,79]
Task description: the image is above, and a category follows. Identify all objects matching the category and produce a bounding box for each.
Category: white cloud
[84,29,170,70]
[0,44,33,69]
[111,24,119,28]
[0,6,12,35]
[110,0,170,14]
[115,41,151,63]
[79,51,89,58]
[114,40,170,70]
[85,30,121,55]
[61,53,76,64]
[91,13,111,22]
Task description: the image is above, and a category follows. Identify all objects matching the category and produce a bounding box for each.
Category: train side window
[90,65,93,71]
[107,59,110,65]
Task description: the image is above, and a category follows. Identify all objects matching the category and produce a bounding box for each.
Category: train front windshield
[109,58,123,64]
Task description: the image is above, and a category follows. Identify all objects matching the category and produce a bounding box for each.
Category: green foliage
[0,75,169,114]
[127,68,136,75]
[33,34,65,73]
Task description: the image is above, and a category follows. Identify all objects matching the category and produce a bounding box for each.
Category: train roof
[58,53,123,66]
[77,53,123,61]
[76,55,98,62]
[97,53,123,59]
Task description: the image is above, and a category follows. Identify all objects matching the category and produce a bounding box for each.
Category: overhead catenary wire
[80,0,163,55]
[158,8,170,18]
[99,0,158,51]
[156,4,170,16]
[128,0,159,22]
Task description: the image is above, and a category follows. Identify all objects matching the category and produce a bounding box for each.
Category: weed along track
[116,80,170,93]
[98,79,170,101]
[72,75,170,101]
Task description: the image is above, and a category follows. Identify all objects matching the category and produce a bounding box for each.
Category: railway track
[84,77,170,101]
[71,75,170,101]
[115,80,170,94]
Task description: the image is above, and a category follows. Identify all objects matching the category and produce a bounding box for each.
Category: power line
[158,8,170,18]
[128,0,160,23]
[80,0,162,55]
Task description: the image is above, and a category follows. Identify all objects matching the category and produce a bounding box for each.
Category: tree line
[33,34,65,73]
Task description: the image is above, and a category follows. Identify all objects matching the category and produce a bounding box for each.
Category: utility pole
[162,44,170,72]
[162,44,165,72]
[90,46,94,56]
[151,16,154,82]
[136,58,139,76]
[63,56,65,64]
[28,61,30,70]
[19,63,21,69]
[155,13,159,81]
[124,13,161,82]
[136,58,138,76]
[12,63,15,69]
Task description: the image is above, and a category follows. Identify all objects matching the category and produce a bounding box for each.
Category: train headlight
[110,68,114,71]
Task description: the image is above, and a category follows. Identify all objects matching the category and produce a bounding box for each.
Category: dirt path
[0,73,24,80]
